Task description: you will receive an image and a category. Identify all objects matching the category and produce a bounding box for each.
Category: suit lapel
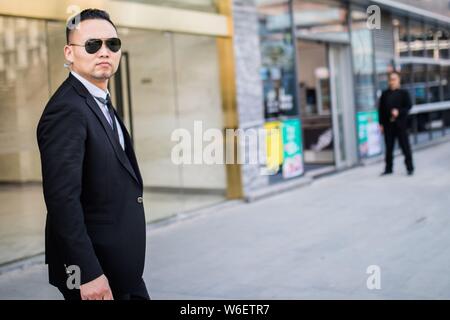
[115,113,144,187]
[67,74,141,187]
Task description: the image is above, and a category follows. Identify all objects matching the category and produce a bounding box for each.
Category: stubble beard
[92,71,113,81]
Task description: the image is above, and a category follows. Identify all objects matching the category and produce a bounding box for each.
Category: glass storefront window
[117,29,184,221]
[394,16,409,57]
[400,63,415,104]
[442,66,450,101]
[297,40,331,116]
[394,17,450,107]
[410,20,426,57]
[400,63,413,85]
[292,1,356,168]
[394,18,450,62]
[438,28,449,60]
[47,22,68,94]
[413,64,427,104]
[424,23,437,58]
[427,64,441,103]
[171,32,226,212]
[0,16,49,264]
[350,8,376,111]
[113,29,226,220]
[257,0,297,119]
[296,40,335,167]
[257,0,304,180]
[293,0,349,43]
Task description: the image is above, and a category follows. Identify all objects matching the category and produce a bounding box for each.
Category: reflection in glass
[438,29,449,59]
[119,29,225,221]
[350,8,375,111]
[0,16,48,264]
[118,29,182,223]
[257,0,297,119]
[410,21,425,57]
[442,66,450,101]
[172,33,226,213]
[428,65,441,103]
[47,22,68,94]
[400,63,414,102]
[297,40,334,167]
[257,0,303,180]
[424,24,437,58]
[394,17,409,57]
[413,64,427,104]
[293,0,349,43]
[400,63,413,84]
[298,41,330,116]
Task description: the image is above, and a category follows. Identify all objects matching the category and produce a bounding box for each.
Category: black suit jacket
[37,73,146,292]
[378,88,412,127]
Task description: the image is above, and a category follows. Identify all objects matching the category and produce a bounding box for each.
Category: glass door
[115,29,184,222]
[297,40,335,171]
[110,51,134,142]
[328,44,358,169]
[0,17,49,264]
[115,28,226,222]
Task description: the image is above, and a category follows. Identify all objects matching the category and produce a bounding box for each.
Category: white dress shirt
[71,71,125,150]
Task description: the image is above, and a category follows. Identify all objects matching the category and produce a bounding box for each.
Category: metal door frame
[328,43,358,169]
[109,51,134,145]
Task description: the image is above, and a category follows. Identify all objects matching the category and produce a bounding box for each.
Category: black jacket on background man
[378,88,412,127]
[378,88,414,173]
[37,73,147,294]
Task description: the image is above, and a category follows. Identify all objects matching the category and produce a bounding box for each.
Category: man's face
[388,73,401,89]
[64,19,121,83]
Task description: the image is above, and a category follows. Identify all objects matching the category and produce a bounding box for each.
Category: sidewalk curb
[0,254,45,276]
[146,199,245,233]
[0,200,246,275]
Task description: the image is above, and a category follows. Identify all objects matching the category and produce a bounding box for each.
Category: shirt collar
[71,71,109,100]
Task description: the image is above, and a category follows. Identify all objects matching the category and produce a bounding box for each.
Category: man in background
[378,71,414,176]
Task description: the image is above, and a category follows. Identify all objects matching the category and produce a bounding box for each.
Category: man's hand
[379,124,384,134]
[391,108,399,118]
[80,274,114,300]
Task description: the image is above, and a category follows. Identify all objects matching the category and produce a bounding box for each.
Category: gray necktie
[94,94,119,141]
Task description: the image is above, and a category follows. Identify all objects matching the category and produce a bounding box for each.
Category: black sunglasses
[69,38,121,54]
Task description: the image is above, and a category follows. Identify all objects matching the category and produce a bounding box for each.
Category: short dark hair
[66,8,117,44]
[388,71,401,78]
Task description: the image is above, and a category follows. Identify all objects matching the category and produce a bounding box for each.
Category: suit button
[137,196,143,204]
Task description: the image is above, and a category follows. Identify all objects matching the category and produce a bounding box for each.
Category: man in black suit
[378,71,414,176]
[37,9,149,300]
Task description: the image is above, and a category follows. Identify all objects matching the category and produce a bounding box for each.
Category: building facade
[250,0,450,191]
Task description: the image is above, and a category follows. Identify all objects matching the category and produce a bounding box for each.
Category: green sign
[357,110,382,158]
[282,118,303,178]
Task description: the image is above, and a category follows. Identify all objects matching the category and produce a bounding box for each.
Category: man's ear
[64,45,74,66]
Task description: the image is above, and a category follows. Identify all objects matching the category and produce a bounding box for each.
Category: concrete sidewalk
[1,141,450,299]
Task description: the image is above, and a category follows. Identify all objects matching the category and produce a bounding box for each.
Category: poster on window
[282,118,304,178]
[357,111,382,158]
[264,121,283,175]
